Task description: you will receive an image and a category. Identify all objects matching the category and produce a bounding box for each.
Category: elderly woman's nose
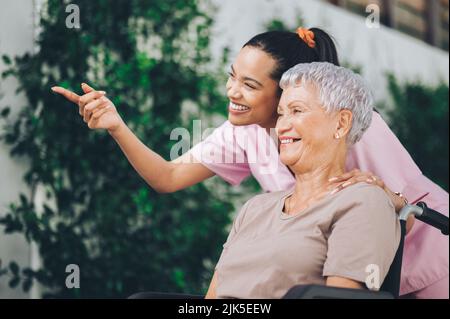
[276,115,292,133]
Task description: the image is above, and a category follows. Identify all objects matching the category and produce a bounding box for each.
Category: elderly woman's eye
[245,83,256,90]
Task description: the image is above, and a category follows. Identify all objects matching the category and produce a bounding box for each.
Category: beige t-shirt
[215,182,401,299]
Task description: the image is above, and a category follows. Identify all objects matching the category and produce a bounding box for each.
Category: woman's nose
[227,82,242,100]
[276,115,292,135]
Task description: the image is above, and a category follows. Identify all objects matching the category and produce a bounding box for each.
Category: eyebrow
[287,100,309,108]
[230,65,264,87]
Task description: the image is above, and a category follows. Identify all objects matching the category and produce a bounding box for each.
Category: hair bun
[296,27,316,48]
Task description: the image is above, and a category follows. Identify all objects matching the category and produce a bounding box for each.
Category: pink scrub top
[190,111,449,297]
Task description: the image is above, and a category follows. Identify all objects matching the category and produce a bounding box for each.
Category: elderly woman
[205,62,401,299]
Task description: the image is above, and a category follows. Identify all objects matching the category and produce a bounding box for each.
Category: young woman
[52,27,448,298]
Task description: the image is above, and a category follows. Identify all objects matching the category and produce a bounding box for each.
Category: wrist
[108,118,126,137]
[393,191,408,212]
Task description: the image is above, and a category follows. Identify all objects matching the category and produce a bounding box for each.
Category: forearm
[326,276,364,289]
[108,120,177,193]
[205,271,218,299]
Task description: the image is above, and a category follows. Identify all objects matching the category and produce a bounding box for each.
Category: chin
[228,114,253,126]
[279,154,293,166]
[279,152,300,167]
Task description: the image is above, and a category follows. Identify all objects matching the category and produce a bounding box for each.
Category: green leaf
[22,278,33,292]
[0,107,11,118]
[9,262,19,275]
[9,276,20,288]
[2,55,12,65]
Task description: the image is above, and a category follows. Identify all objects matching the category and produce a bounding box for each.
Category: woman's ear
[335,110,353,139]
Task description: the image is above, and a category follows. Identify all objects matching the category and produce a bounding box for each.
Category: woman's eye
[294,109,303,113]
[228,72,235,79]
[245,83,256,90]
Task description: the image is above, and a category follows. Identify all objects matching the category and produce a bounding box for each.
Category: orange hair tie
[296,27,316,48]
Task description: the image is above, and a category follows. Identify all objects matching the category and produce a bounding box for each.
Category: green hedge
[0,0,233,298]
[384,74,449,191]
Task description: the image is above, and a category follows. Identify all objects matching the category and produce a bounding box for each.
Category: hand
[51,83,124,133]
[328,169,407,213]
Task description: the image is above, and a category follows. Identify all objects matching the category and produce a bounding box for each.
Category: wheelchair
[129,201,449,299]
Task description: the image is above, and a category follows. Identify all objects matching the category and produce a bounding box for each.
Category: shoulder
[332,182,396,221]
[338,182,391,202]
[207,121,260,143]
[218,120,261,133]
[208,120,234,139]
[336,182,394,208]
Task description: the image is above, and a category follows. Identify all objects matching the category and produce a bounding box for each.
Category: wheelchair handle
[415,202,449,235]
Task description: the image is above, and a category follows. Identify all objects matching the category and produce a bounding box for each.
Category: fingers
[328,168,381,185]
[368,176,385,188]
[91,104,111,120]
[51,86,80,104]
[51,83,101,106]
[84,96,107,114]
[78,90,106,108]
[81,82,95,94]
[330,177,358,195]
[84,97,109,122]
[328,169,360,182]
[330,174,384,195]
[87,104,111,128]
[53,82,112,129]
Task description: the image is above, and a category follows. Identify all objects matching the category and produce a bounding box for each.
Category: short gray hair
[280,62,373,145]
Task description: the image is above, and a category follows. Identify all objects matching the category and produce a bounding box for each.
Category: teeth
[280,138,300,144]
[230,102,250,111]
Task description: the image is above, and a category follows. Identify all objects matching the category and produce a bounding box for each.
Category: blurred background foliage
[0,0,235,298]
[384,75,449,191]
[0,0,448,299]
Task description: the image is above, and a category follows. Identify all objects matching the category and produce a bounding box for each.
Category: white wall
[210,0,449,103]
[0,0,37,298]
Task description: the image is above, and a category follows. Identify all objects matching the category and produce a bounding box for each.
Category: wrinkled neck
[291,147,347,201]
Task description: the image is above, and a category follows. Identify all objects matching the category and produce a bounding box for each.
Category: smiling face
[226,46,281,128]
[276,83,343,173]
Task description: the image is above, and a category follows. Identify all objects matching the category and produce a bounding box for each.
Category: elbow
[150,178,179,194]
[152,184,175,194]
[145,165,178,194]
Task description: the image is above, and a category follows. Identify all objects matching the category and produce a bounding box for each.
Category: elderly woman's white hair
[280,62,374,145]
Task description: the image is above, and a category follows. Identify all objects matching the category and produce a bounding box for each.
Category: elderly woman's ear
[335,109,353,140]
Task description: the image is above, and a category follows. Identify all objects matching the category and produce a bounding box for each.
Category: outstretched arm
[52,83,215,193]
